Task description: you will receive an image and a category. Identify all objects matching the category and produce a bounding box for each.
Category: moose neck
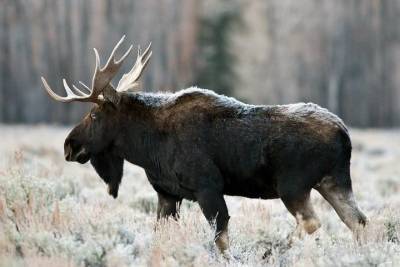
[114,93,166,170]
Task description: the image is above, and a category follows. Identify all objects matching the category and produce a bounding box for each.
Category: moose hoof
[215,230,229,253]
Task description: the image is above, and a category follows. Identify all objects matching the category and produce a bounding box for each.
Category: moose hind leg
[196,190,230,253]
[280,191,321,238]
[315,175,367,233]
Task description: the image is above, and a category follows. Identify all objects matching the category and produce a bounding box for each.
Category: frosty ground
[0,125,399,267]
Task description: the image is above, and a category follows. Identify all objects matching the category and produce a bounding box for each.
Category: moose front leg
[157,192,182,220]
[196,190,230,253]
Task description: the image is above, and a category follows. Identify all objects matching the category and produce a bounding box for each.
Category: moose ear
[90,148,124,198]
[102,84,121,106]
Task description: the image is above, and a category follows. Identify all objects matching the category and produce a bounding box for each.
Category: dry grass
[0,125,399,267]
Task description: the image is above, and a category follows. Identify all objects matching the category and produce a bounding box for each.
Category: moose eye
[90,113,97,120]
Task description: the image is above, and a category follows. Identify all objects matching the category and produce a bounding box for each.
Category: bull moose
[41,36,367,253]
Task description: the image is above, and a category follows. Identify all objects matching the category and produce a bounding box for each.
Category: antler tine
[71,84,88,96]
[41,77,94,103]
[115,42,152,92]
[135,43,152,69]
[142,47,153,71]
[104,35,133,67]
[94,48,101,71]
[140,42,152,66]
[79,81,92,93]
[41,77,70,103]
[62,79,76,96]
[118,44,134,64]
[63,79,98,101]
[91,36,133,96]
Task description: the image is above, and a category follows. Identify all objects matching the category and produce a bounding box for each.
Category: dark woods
[1,0,400,126]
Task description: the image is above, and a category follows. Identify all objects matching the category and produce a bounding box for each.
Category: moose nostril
[64,138,78,161]
[64,143,72,161]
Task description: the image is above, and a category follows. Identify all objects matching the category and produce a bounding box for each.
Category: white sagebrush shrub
[0,126,399,266]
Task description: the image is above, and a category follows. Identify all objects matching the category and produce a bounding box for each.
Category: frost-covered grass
[0,125,399,267]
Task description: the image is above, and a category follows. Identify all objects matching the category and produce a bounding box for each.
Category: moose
[41,36,367,253]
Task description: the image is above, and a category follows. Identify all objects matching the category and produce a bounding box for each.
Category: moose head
[41,36,152,197]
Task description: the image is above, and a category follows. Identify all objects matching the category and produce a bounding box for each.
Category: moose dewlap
[41,36,367,253]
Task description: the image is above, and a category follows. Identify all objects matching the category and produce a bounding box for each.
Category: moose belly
[146,170,197,200]
[223,176,279,199]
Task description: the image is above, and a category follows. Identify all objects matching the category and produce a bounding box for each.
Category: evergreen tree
[196,3,241,95]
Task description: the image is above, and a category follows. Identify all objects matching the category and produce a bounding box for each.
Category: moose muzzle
[64,139,90,164]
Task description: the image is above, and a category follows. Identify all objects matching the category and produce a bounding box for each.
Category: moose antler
[41,35,151,104]
[116,43,152,92]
